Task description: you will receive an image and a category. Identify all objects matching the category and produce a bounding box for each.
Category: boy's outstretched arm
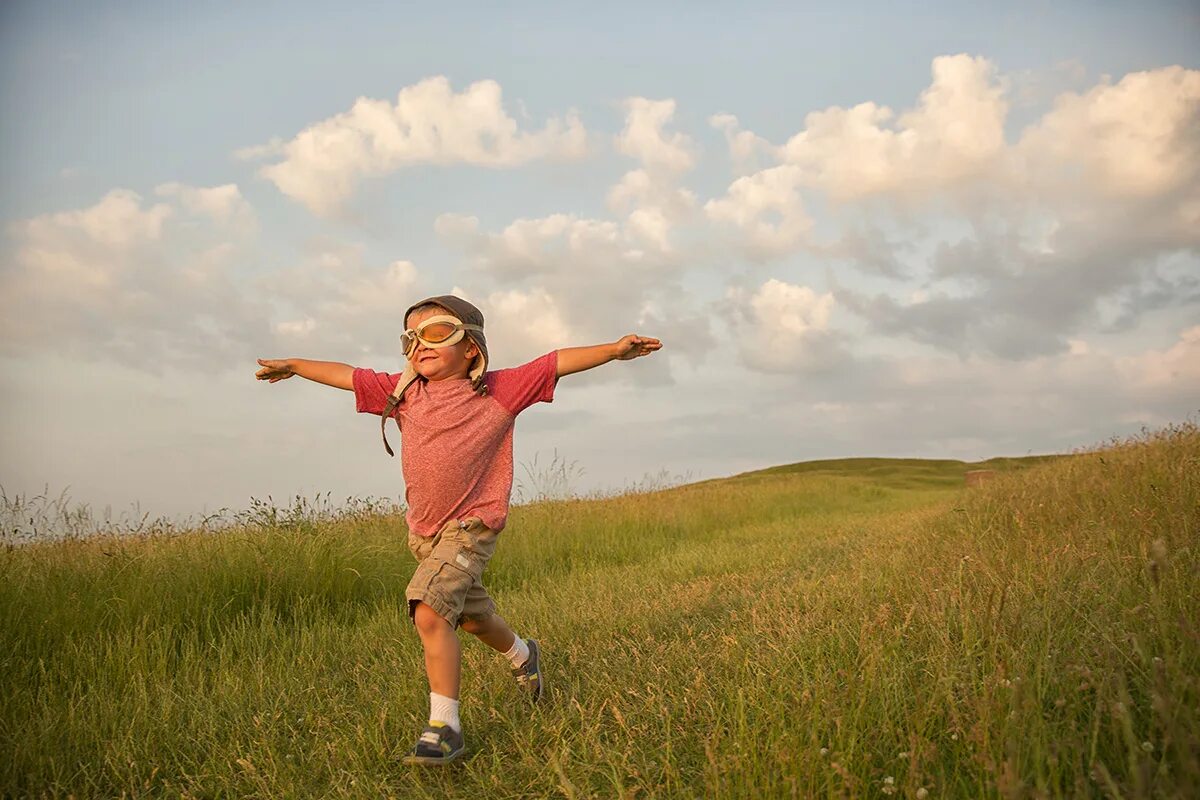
[255,358,354,391]
[556,335,663,378]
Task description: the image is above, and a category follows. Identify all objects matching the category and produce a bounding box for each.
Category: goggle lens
[417,321,457,343]
[401,315,472,355]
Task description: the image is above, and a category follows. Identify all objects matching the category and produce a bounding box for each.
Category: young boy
[255,294,662,765]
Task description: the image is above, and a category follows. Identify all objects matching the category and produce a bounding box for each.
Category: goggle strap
[380,370,422,457]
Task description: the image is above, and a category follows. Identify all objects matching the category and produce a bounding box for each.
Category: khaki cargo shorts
[406,516,500,628]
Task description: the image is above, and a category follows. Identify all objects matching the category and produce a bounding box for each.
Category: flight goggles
[400,314,484,356]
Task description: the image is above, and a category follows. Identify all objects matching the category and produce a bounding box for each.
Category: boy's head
[401,295,489,389]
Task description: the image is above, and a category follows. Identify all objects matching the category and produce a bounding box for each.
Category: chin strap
[380,365,422,457]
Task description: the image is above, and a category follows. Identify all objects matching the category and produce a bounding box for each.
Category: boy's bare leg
[413,602,461,697]
[459,612,518,653]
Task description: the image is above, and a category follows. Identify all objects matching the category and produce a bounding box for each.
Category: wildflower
[1142,741,1154,753]
[819,747,829,756]
[898,751,910,759]
[916,789,929,799]
[951,732,958,740]
[884,776,895,784]
[882,776,896,795]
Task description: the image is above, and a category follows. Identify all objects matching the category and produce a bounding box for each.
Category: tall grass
[1,425,1196,798]
[0,486,406,546]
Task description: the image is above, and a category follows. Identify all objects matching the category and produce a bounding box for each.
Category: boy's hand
[255,358,295,383]
[556,336,662,378]
[613,334,662,360]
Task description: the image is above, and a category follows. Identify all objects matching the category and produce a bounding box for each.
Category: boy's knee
[412,601,452,634]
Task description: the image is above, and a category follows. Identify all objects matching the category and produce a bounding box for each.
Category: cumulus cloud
[1017,66,1200,201]
[1,187,267,371]
[703,54,1011,262]
[605,98,701,255]
[249,76,588,215]
[725,278,845,373]
[699,59,1199,358]
[781,54,1008,201]
[435,212,632,279]
[709,113,781,175]
[1117,325,1200,393]
[17,188,171,253]
[615,98,696,173]
[606,169,697,253]
[155,182,256,231]
[261,245,421,359]
[704,165,811,261]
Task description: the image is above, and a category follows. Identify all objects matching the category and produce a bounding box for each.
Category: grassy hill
[714,453,1061,491]
[1,426,1196,798]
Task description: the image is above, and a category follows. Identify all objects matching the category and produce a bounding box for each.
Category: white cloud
[436,212,638,278]
[709,113,781,175]
[1,188,265,371]
[615,98,696,173]
[261,251,421,358]
[704,164,811,260]
[781,53,1008,200]
[233,137,285,161]
[1017,66,1200,200]
[725,278,842,373]
[17,188,171,253]
[155,182,257,231]
[1117,325,1200,391]
[605,99,701,254]
[606,168,697,253]
[250,76,588,215]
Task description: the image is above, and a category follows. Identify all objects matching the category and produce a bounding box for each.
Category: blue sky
[2,1,1197,527]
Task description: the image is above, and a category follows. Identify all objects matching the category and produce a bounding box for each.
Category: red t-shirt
[352,351,558,536]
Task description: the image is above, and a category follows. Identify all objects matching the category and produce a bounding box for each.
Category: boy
[255,294,662,764]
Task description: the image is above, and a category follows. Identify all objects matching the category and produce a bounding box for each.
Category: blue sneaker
[402,721,465,765]
[512,638,543,702]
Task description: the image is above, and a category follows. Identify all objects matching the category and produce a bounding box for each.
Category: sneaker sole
[402,746,465,766]
[528,639,544,703]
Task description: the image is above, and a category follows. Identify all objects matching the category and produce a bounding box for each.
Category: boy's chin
[416,362,462,380]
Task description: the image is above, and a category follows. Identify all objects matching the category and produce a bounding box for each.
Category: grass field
[2,424,1197,798]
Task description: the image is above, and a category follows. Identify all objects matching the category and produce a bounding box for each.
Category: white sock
[429,692,460,733]
[503,635,530,668]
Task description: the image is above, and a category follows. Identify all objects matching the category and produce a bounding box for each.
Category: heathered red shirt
[352,351,558,537]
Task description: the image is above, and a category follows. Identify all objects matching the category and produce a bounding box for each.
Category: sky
[1,1,1198,528]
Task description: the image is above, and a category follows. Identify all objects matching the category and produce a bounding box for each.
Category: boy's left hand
[614,334,663,360]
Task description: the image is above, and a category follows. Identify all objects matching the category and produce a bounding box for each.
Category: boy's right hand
[255,358,294,383]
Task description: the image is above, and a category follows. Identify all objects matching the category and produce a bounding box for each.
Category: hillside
[1,426,1196,798]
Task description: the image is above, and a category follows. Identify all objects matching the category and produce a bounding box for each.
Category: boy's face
[406,306,479,381]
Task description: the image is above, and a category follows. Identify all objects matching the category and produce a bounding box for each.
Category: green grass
[1,425,1197,798]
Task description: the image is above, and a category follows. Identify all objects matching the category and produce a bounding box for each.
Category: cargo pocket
[439,527,484,583]
[453,518,498,577]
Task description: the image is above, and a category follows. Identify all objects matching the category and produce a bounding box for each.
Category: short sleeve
[485,351,558,416]
[352,367,402,416]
